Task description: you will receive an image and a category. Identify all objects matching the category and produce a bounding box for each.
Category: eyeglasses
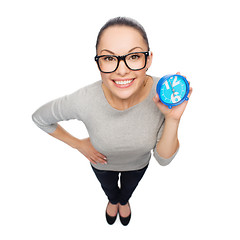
[94,51,150,73]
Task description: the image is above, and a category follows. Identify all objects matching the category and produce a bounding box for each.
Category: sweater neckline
[99,76,157,113]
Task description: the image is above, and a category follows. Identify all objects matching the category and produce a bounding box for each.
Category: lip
[112,78,135,88]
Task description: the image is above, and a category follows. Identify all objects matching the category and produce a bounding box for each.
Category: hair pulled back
[96,17,150,52]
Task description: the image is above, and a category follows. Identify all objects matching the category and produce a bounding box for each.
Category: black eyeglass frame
[94,51,150,73]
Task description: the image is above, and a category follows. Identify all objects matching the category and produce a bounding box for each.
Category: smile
[112,78,135,88]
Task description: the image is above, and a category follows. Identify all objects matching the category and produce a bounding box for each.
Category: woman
[32,17,192,226]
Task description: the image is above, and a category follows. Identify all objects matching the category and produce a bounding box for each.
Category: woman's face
[97,26,152,100]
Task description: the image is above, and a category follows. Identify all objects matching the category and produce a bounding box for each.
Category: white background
[1,0,239,239]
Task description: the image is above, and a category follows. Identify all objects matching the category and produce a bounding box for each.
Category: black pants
[91,164,148,205]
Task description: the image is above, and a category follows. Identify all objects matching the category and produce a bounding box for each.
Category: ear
[146,51,153,69]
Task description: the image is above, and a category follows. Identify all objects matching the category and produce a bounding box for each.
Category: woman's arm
[32,89,107,165]
[153,72,192,161]
[49,123,81,149]
[49,124,107,165]
[155,118,179,159]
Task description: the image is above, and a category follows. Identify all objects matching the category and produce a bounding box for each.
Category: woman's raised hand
[153,72,193,121]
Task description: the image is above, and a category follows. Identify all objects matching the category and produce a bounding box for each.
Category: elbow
[153,147,179,166]
[32,111,42,127]
[32,112,37,124]
[32,111,38,126]
[154,154,174,166]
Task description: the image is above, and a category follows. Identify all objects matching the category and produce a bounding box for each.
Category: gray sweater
[32,76,178,171]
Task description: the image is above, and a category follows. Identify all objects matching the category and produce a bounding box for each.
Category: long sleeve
[32,89,86,134]
[153,145,179,166]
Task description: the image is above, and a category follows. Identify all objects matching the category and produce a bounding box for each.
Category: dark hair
[96,17,150,52]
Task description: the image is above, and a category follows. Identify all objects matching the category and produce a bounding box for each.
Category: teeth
[114,79,133,85]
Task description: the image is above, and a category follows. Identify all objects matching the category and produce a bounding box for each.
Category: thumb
[153,93,159,102]
[153,94,164,107]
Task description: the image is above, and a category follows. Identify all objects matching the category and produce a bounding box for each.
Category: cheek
[134,69,147,83]
[100,73,111,83]
[100,73,115,90]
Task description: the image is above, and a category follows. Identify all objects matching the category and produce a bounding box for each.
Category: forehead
[98,26,146,54]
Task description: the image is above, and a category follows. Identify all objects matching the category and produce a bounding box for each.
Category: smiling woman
[32,16,192,226]
[96,23,153,108]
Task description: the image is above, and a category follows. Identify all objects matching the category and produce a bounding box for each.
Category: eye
[103,56,116,62]
[129,54,140,60]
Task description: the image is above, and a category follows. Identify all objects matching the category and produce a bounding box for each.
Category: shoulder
[57,80,102,118]
[58,80,102,112]
[69,80,102,100]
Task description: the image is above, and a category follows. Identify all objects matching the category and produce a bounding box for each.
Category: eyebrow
[100,46,144,55]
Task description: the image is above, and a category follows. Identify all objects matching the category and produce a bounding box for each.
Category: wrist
[164,117,180,126]
[162,117,180,139]
[68,137,82,149]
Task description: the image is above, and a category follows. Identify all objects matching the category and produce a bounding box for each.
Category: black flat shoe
[119,202,131,226]
[119,213,131,226]
[105,202,118,225]
[106,211,117,225]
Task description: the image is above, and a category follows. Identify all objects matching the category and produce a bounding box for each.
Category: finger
[95,152,107,160]
[187,87,193,99]
[153,94,167,107]
[153,93,159,102]
[91,155,107,164]
[176,72,188,81]
[153,95,169,111]
[153,94,162,106]
[94,152,107,163]
[88,157,97,164]
[187,88,193,99]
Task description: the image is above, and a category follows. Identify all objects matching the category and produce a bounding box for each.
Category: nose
[115,59,130,76]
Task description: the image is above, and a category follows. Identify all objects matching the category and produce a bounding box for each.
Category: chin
[114,82,140,98]
[117,92,134,100]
